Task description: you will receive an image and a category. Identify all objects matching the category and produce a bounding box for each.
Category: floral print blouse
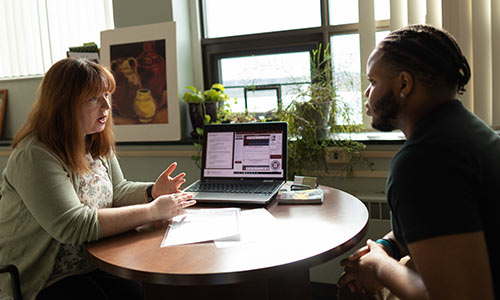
[46,154,113,286]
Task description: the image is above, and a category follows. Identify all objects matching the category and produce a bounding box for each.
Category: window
[219,52,310,113]
[0,0,114,79]
[199,0,391,128]
[203,0,321,38]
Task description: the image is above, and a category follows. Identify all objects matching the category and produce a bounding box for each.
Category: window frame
[199,0,389,103]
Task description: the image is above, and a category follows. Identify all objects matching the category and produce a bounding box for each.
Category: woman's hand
[99,192,196,237]
[150,192,196,221]
[151,162,187,197]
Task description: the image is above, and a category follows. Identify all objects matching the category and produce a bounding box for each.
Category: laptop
[184,122,288,205]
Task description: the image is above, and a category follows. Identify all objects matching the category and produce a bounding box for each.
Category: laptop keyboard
[185,182,279,195]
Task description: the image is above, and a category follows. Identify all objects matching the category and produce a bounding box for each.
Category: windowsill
[0,74,44,82]
[0,132,408,147]
[333,131,406,144]
[0,139,196,147]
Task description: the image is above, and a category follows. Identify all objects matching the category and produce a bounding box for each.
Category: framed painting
[100,22,181,142]
[0,89,7,138]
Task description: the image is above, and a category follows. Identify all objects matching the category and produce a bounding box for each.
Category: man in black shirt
[338,24,497,300]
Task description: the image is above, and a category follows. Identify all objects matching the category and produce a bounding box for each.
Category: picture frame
[100,22,181,142]
[0,89,7,138]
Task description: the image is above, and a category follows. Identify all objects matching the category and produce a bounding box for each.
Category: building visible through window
[200,0,390,128]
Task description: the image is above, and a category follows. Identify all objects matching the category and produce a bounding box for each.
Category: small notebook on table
[276,188,324,204]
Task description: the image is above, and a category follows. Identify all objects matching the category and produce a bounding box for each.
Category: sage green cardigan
[0,135,151,300]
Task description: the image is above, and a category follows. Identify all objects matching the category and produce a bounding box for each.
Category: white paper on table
[161,207,241,247]
[214,208,278,248]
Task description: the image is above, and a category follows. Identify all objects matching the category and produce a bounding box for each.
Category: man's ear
[397,71,413,99]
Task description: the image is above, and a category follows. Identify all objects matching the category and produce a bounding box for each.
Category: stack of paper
[214,208,278,248]
[161,208,241,247]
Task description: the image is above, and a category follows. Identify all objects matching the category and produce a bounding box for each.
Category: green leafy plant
[182,85,204,103]
[203,83,229,102]
[183,83,232,166]
[280,44,370,178]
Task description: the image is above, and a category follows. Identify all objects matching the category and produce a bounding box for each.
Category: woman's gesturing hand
[151,162,187,197]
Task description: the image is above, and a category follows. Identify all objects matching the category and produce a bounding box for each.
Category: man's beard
[370,90,401,132]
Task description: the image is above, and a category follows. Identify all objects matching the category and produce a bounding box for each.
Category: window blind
[359,0,500,127]
[0,0,114,79]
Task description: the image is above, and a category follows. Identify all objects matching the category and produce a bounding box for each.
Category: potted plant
[280,44,368,178]
[182,83,233,167]
[183,83,229,138]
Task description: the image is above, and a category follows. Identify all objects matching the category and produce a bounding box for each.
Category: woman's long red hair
[13,58,116,174]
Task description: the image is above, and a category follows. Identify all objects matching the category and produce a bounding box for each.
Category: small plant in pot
[183,83,230,167]
[183,83,229,138]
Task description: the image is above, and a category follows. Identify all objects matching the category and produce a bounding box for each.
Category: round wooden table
[86,185,368,300]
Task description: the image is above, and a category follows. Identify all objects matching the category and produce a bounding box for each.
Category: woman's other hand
[150,192,196,220]
[152,162,187,197]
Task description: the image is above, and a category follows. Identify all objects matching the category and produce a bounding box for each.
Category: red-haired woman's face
[80,92,111,136]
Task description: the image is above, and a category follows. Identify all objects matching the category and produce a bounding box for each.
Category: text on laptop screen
[204,130,284,178]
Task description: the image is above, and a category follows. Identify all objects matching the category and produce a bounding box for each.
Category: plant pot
[188,101,219,138]
[296,101,332,140]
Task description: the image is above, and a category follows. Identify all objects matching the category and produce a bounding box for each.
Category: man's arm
[339,231,495,300]
[405,231,494,300]
[338,231,406,294]
[382,231,408,258]
[341,239,428,299]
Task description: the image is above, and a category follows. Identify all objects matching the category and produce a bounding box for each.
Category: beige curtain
[360,0,500,127]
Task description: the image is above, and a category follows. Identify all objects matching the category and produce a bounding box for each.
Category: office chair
[0,264,22,300]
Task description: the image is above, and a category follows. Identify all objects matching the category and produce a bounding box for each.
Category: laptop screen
[201,122,287,180]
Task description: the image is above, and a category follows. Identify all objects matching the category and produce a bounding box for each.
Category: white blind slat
[426,0,442,28]
[408,0,426,24]
[0,0,12,77]
[471,0,492,124]
[36,0,52,73]
[359,0,376,128]
[491,0,500,126]
[390,0,407,30]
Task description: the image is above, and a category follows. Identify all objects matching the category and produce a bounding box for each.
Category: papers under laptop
[184,122,288,205]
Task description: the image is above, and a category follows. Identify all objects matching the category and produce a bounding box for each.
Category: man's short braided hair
[377,24,471,95]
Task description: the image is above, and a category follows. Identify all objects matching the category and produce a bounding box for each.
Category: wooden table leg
[268,267,312,300]
[143,281,268,300]
[142,267,311,300]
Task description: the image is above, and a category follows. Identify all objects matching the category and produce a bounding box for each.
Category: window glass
[220,52,310,113]
[245,89,280,113]
[204,0,321,38]
[375,0,390,20]
[329,0,359,25]
[331,34,362,125]
[376,30,390,45]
